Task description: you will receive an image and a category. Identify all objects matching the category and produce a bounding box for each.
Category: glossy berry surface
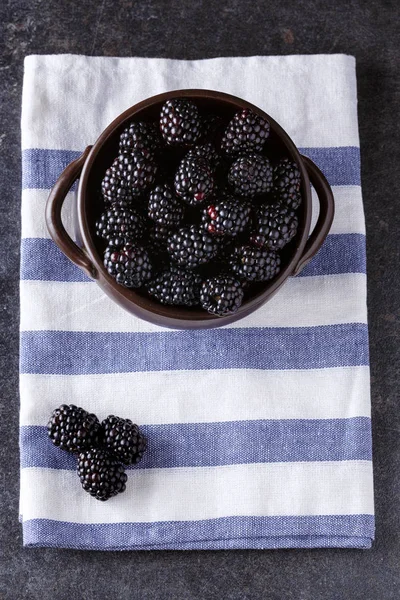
[160,98,202,146]
[167,225,219,268]
[228,153,273,197]
[229,244,281,282]
[147,266,202,306]
[119,121,161,159]
[273,158,301,193]
[200,276,244,316]
[202,196,251,237]
[117,151,158,197]
[95,206,146,247]
[47,404,101,453]
[148,183,184,226]
[186,142,220,171]
[250,203,298,250]
[174,156,214,206]
[104,243,152,288]
[221,108,270,155]
[77,448,127,501]
[102,415,147,466]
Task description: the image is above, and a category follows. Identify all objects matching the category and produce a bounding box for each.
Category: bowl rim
[77,88,312,325]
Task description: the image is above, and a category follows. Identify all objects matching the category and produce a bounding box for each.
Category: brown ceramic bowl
[46,89,334,329]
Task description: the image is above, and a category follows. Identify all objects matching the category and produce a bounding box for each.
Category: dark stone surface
[1,0,399,598]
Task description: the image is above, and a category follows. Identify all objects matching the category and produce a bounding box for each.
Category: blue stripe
[300,147,361,186]
[20,323,369,375]
[20,418,372,470]
[21,147,360,190]
[22,515,374,550]
[22,149,81,190]
[21,238,91,282]
[298,233,365,277]
[20,234,366,282]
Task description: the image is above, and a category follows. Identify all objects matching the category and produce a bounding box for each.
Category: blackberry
[167,225,219,268]
[228,153,273,197]
[77,448,127,501]
[117,150,158,197]
[148,184,184,226]
[250,204,298,250]
[273,158,301,194]
[229,245,281,282]
[104,243,152,288]
[273,186,302,211]
[149,223,174,246]
[95,206,146,247]
[174,157,214,206]
[221,108,270,155]
[160,98,202,146]
[147,266,202,306]
[102,415,147,466]
[200,276,244,316]
[202,196,251,237]
[47,404,101,453]
[101,158,134,206]
[186,143,220,171]
[119,121,161,158]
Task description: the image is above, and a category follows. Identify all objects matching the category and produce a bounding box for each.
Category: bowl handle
[293,155,335,276]
[45,146,97,280]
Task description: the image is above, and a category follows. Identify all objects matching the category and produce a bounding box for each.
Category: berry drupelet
[77,448,127,501]
[273,186,302,211]
[229,244,281,282]
[95,205,146,247]
[160,98,202,146]
[174,156,214,206]
[148,183,184,227]
[167,225,219,269]
[200,276,244,316]
[186,143,220,171]
[202,196,251,237]
[221,108,270,155]
[102,415,147,466]
[273,157,301,193]
[117,150,158,197]
[101,158,132,206]
[250,204,298,250]
[147,266,202,306]
[104,243,152,288]
[149,222,175,246]
[228,153,273,197]
[272,158,302,210]
[47,404,101,453]
[119,121,161,159]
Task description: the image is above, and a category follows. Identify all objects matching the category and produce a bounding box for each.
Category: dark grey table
[1,1,399,598]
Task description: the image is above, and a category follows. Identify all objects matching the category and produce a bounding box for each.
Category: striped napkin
[20,54,374,550]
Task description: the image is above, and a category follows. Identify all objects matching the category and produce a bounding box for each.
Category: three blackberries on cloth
[48,404,147,501]
[96,99,303,316]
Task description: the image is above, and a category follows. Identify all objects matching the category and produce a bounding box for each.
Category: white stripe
[20,365,371,427]
[21,186,366,240]
[20,461,374,523]
[311,186,365,235]
[21,190,77,240]
[20,273,367,333]
[22,54,360,150]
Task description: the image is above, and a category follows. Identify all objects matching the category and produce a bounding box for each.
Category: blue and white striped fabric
[20,54,374,550]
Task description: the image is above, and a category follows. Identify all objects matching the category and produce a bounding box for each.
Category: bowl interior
[81,92,310,323]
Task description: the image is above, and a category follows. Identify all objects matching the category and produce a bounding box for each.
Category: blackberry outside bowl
[46,89,334,329]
